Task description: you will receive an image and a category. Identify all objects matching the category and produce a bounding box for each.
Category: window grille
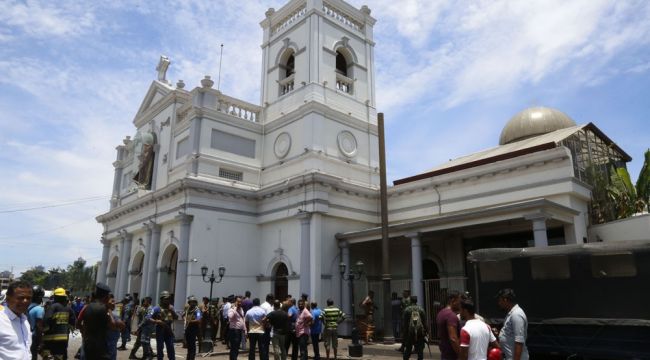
[219,168,243,181]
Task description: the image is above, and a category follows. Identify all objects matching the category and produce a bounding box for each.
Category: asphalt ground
[63,335,442,360]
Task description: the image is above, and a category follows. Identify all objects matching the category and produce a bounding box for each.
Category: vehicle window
[531,256,570,279]
[479,260,512,282]
[591,253,636,278]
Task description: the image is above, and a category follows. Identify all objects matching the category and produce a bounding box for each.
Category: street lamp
[200,265,225,353]
[340,260,365,357]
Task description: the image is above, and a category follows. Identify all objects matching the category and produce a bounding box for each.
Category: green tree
[43,267,67,289]
[636,149,650,205]
[607,149,650,219]
[19,266,47,286]
[67,257,94,294]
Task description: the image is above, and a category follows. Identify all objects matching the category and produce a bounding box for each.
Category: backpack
[408,307,424,339]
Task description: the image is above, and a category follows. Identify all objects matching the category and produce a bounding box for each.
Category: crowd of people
[1,279,528,360]
[0,281,348,360]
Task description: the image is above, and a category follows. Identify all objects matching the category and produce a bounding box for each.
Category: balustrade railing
[279,74,295,96]
[216,94,261,122]
[273,5,307,34]
[323,3,362,32]
[336,72,353,94]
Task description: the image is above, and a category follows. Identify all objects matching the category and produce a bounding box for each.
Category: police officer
[152,291,178,360]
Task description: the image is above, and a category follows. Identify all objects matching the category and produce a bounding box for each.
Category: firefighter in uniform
[43,288,76,360]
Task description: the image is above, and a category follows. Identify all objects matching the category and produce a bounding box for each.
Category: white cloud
[0,0,97,39]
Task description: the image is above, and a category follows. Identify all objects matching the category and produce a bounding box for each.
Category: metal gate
[422,277,467,341]
[364,277,466,341]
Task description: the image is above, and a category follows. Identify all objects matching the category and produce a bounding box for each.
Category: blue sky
[1,0,649,277]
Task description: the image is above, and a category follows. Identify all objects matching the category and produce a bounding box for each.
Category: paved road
[64,336,441,360]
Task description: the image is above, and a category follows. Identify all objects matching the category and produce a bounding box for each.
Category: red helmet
[488,347,502,360]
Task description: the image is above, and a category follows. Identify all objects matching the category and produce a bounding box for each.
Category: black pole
[201,271,216,353]
[348,274,362,357]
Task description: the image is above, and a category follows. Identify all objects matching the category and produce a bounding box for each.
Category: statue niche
[133,131,156,190]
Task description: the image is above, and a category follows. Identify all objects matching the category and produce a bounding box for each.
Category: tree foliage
[19,257,96,294]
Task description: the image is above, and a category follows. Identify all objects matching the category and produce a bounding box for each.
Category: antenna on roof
[217,44,224,91]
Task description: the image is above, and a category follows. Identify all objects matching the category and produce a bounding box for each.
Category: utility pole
[378,113,394,344]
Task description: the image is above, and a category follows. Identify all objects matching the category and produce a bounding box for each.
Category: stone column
[298,212,312,297]
[309,213,322,302]
[140,224,153,297]
[118,231,133,299]
[97,237,110,284]
[116,236,126,298]
[146,223,162,298]
[174,214,194,311]
[340,240,351,336]
[407,233,424,305]
[526,214,549,247]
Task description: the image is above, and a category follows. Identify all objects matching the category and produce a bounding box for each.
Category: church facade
[96,0,634,336]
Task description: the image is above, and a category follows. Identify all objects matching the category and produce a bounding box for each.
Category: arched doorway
[107,256,119,293]
[159,246,177,304]
[273,262,288,301]
[423,259,440,280]
[129,251,145,299]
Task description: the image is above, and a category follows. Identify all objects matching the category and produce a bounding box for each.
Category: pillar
[340,240,351,336]
[407,233,424,306]
[309,213,322,302]
[526,214,549,247]
[174,214,193,311]
[147,223,162,298]
[298,212,312,297]
[97,237,110,284]
[118,231,133,299]
[140,224,153,297]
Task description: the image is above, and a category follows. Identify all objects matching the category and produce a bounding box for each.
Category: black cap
[95,282,111,297]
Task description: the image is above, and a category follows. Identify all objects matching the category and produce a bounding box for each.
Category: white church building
[95,0,636,335]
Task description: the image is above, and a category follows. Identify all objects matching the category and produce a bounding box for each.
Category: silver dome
[499,106,576,145]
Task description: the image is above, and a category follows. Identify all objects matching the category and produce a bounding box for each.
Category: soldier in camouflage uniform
[152,291,178,360]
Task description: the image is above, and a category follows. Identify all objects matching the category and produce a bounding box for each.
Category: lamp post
[200,265,225,353]
[340,260,364,357]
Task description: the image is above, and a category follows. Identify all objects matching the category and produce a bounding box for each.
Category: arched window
[335,50,352,94]
[336,51,347,76]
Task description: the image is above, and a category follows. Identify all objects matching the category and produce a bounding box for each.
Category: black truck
[467,240,650,359]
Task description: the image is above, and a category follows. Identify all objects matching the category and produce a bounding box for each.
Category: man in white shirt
[459,299,498,360]
[0,281,33,360]
[260,294,275,360]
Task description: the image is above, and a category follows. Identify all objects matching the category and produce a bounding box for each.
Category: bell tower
[258,0,379,187]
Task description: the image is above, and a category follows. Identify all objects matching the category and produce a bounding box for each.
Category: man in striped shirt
[321,299,345,360]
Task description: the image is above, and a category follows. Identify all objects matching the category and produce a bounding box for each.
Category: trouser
[260,329,271,360]
[402,337,424,360]
[310,332,320,360]
[156,330,175,360]
[249,333,262,360]
[44,340,68,360]
[285,331,298,360]
[30,333,40,360]
[298,335,309,360]
[272,333,287,360]
[141,342,154,359]
[130,331,142,357]
[392,320,400,339]
[229,329,244,360]
[185,326,199,360]
[121,320,132,346]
